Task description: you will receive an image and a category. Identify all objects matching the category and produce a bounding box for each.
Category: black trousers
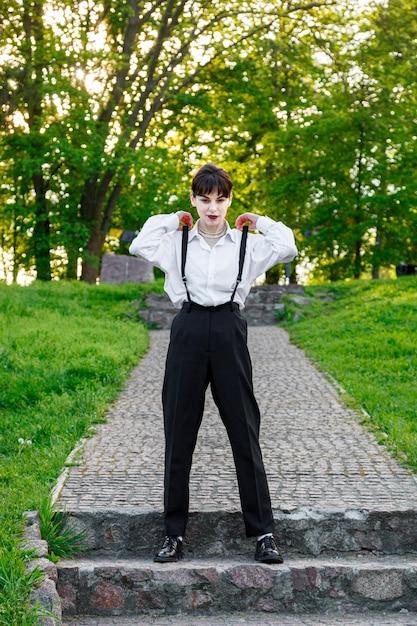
[161,302,275,538]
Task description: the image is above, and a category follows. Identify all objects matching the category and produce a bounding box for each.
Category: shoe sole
[153,553,183,563]
[255,555,284,564]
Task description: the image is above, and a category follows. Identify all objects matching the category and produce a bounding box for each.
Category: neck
[198,220,227,236]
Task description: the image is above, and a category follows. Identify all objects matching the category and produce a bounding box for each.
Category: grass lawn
[283,275,417,470]
[0,280,163,625]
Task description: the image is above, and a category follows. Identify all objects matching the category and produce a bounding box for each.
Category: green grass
[37,498,88,563]
[0,279,163,625]
[283,275,417,469]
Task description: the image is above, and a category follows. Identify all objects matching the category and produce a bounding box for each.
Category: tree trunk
[32,173,51,281]
[33,218,51,280]
[80,222,106,283]
[289,266,297,284]
[79,174,124,283]
[353,239,362,279]
[265,265,282,284]
[80,254,101,283]
[65,247,79,280]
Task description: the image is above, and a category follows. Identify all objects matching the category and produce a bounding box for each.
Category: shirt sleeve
[129,213,180,272]
[246,216,298,280]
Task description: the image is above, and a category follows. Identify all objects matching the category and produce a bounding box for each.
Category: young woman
[129,163,297,563]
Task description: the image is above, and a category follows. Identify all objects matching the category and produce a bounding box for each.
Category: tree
[61,0,337,282]
[185,0,417,282]
[362,0,417,274]
[5,0,416,283]
[0,0,89,280]
[2,0,340,282]
[1,0,52,279]
[153,3,348,280]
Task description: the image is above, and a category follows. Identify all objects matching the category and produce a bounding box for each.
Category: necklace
[198,223,227,239]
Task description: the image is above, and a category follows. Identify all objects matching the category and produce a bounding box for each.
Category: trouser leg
[209,308,275,537]
[162,308,210,537]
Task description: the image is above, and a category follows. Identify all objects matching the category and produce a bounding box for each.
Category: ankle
[257,532,273,541]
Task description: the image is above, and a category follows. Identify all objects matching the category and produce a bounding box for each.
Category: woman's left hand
[235,213,259,231]
[176,211,193,230]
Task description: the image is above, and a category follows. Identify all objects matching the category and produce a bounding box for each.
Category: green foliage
[1,0,417,283]
[38,499,87,562]
[157,0,417,282]
[0,280,155,623]
[0,543,51,626]
[284,276,417,469]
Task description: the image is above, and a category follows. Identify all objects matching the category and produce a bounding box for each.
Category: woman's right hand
[235,213,259,231]
[176,211,193,230]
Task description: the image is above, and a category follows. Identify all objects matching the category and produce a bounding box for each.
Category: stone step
[58,554,417,617]
[67,508,417,558]
[62,610,417,626]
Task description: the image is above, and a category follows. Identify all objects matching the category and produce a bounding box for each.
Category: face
[190,189,232,232]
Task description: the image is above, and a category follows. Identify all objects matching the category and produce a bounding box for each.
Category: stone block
[27,557,58,583]
[24,523,42,541]
[228,564,275,589]
[31,577,62,623]
[286,294,313,306]
[22,538,49,558]
[145,293,176,310]
[100,253,154,284]
[291,566,321,591]
[59,582,77,613]
[352,570,404,601]
[136,589,166,609]
[149,310,177,329]
[90,581,125,609]
[24,510,41,525]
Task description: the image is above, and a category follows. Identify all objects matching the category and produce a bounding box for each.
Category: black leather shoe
[255,535,284,564]
[153,536,183,563]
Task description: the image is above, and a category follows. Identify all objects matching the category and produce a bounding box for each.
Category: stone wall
[244,284,306,325]
[132,284,306,329]
[23,511,61,626]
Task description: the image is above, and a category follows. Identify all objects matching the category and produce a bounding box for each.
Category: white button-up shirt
[129,213,298,309]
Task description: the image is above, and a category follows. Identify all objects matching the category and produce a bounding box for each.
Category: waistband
[182,301,239,312]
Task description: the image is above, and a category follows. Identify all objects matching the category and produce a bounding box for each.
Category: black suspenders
[181,224,249,306]
[231,224,249,303]
[181,225,192,304]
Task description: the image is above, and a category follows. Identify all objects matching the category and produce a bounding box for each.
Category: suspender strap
[181,225,191,304]
[181,223,249,307]
[230,224,248,304]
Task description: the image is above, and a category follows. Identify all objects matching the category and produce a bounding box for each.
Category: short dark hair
[191,163,233,198]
